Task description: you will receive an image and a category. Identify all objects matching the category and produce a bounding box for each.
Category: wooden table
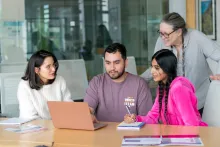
[0,119,220,147]
[0,119,54,147]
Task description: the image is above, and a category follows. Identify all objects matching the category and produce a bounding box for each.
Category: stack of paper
[5,124,47,134]
[121,135,203,146]
[161,135,203,146]
[122,135,162,146]
[117,122,145,130]
[0,117,36,125]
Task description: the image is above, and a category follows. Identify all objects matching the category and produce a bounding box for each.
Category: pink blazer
[136,77,208,126]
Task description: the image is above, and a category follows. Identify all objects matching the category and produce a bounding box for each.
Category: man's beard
[108,68,126,80]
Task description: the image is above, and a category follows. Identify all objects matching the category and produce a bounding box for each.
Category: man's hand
[91,114,99,123]
[89,107,99,123]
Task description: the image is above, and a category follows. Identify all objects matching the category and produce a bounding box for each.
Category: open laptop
[47,101,107,131]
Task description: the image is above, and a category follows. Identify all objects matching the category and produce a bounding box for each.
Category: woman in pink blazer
[124,49,207,126]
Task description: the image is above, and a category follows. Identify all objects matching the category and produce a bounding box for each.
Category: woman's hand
[124,114,136,123]
[210,74,220,80]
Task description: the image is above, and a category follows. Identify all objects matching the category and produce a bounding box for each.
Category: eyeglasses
[157,29,176,38]
[46,63,58,70]
[40,63,58,71]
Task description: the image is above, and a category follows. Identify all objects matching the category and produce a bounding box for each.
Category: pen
[126,105,131,114]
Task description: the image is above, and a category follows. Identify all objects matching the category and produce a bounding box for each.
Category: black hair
[104,43,127,60]
[96,24,113,48]
[22,50,59,90]
[152,49,177,124]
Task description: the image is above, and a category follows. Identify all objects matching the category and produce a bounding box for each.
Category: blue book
[117,121,145,130]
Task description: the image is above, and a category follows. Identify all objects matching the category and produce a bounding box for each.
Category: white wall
[1,0,25,20]
[169,0,186,20]
[217,0,220,44]
[0,0,26,63]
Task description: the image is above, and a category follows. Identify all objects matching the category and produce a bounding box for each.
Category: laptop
[47,101,107,131]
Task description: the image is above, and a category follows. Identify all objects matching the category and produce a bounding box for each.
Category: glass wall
[1,0,169,80]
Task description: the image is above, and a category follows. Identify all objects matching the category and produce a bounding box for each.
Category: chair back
[203,80,220,126]
[0,72,23,117]
[0,62,27,73]
[57,59,88,101]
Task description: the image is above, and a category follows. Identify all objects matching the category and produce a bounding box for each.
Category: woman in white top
[17,50,73,119]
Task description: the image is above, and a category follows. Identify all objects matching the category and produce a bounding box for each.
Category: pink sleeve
[136,95,160,124]
[172,84,206,126]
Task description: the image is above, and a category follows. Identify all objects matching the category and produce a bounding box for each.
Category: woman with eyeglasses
[141,12,220,116]
[125,49,207,126]
[17,50,73,119]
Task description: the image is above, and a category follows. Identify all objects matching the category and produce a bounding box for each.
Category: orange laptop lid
[47,101,107,131]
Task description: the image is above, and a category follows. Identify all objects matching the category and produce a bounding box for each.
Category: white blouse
[17,75,73,119]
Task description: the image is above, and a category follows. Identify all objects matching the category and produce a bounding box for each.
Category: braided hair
[152,49,177,124]
[162,12,187,76]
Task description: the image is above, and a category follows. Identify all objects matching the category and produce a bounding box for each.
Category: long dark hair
[22,50,59,90]
[152,49,177,124]
[96,24,113,48]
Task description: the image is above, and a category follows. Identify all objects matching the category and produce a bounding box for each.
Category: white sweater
[17,75,73,119]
